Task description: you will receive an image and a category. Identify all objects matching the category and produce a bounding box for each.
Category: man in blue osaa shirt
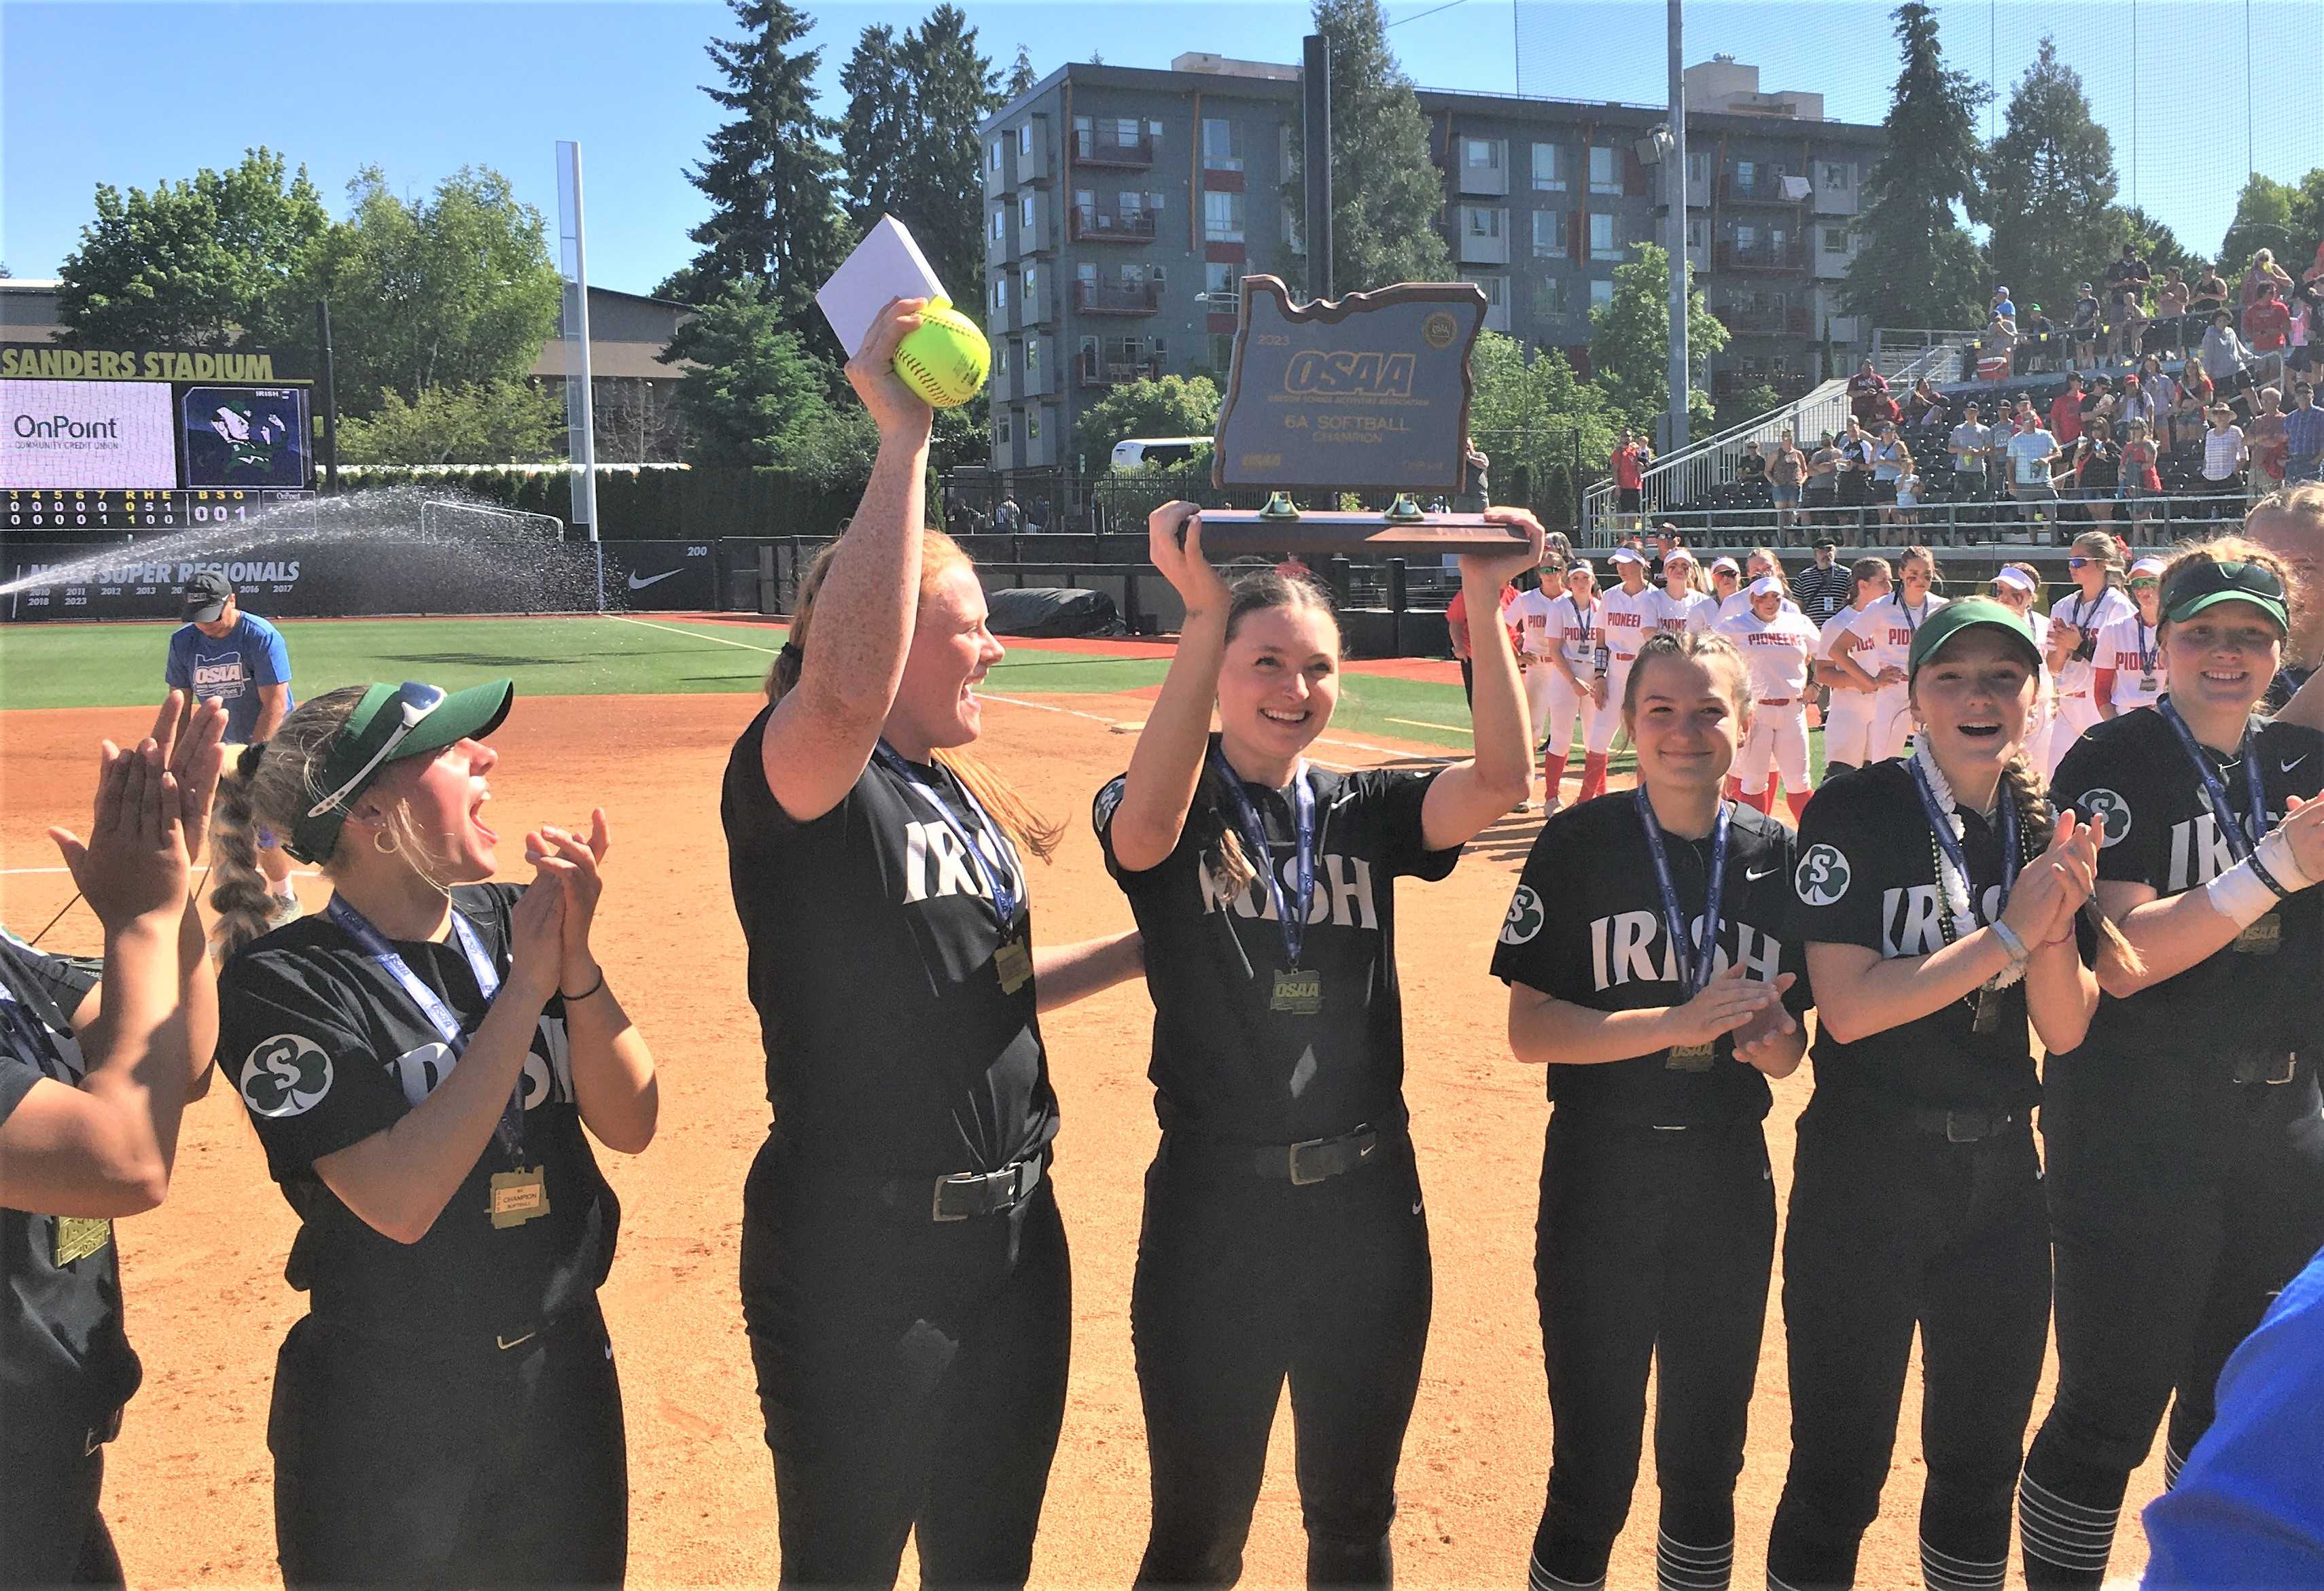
[164,572,299,920]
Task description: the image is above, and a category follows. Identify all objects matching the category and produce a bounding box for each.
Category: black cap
[1814,537,1838,550]
[180,571,234,623]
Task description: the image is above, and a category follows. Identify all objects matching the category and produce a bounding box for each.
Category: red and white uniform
[2096,609,2164,716]
[1654,587,1718,636]
[1718,588,1799,625]
[1847,592,1949,760]
[2046,585,2135,775]
[1515,591,1606,757]
[1600,580,1659,701]
[1717,606,1822,794]
[1816,604,1880,768]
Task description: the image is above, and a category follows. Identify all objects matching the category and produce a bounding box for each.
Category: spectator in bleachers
[2082,375,2119,442]
[1949,402,1994,503]
[1847,358,1890,425]
[2111,285,2149,365]
[2175,357,2217,451]
[2050,374,2088,451]
[1610,430,1651,530]
[2289,290,2315,383]
[2241,247,2295,309]
[2120,418,2164,534]
[2284,381,2323,484]
[1791,538,1851,624]
[1891,455,1923,529]
[2155,270,2191,353]
[2249,387,2291,492]
[2105,241,2152,298]
[1767,432,1808,538]
[1835,417,1874,535]
[2019,303,2057,372]
[1901,377,1948,427]
[2246,282,2293,384]
[1980,310,2018,381]
[2007,408,2064,538]
[1869,423,1908,509]
[2191,262,2231,317]
[2136,354,2176,423]
[1737,439,1767,487]
[2071,283,2104,366]
[1992,285,2018,322]
[1804,433,1842,523]
[2200,311,2252,385]
[2201,402,2249,513]
[2069,430,2120,525]
[2116,372,2162,441]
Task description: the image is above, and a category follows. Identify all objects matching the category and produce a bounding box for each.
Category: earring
[373,828,401,856]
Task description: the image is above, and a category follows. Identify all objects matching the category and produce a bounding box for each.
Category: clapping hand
[148,691,227,864]
[525,809,611,994]
[50,738,189,933]
[1730,973,1801,1072]
[1662,962,1784,1051]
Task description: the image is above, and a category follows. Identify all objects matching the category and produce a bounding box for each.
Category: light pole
[1666,0,1689,455]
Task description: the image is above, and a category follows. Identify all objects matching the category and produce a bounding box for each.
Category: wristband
[2255,827,2317,894]
[2205,858,2278,930]
[560,968,607,1003]
[1988,920,2032,965]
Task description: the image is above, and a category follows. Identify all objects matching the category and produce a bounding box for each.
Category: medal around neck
[1196,277,1526,556]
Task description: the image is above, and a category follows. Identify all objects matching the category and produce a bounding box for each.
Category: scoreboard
[5,487,315,532]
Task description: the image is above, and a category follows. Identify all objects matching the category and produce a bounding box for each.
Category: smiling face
[1218,600,1341,767]
[2162,599,2283,720]
[892,561,1006,753]
[1625,650,1745,795]
[357,738,502,883]
[1910,630,2037,780]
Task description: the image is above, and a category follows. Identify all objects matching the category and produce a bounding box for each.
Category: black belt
[2230,1052,2300,1087]
[1165,1123,1401,1186]
[84,1404,123,1456]
[879,1148,1046,1222]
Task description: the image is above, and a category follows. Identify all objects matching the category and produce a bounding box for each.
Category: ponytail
[209,746,277,960]
[207,686,370,961]
[1996,750,2144,981]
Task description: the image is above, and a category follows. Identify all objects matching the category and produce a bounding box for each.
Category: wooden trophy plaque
[1195,276,1526,555]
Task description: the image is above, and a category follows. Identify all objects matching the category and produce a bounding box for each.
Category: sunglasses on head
[304,682,448,820]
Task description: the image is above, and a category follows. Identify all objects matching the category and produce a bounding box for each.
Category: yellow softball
[893,297,991,408]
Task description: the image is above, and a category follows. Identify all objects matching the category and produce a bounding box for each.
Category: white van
[1110,436,1212,471]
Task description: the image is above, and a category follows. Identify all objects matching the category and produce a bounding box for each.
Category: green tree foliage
[893,7,1003,315]
[1588,243,1726,436]
[1841,4,1988,331]
[661,278,851,468]
[2219,171,2324,275]
[1005,43,1037,98]
[1072,374,1222,472]
[1284,0,1451,298]
[838,25,913,229]
[58,147,329,349]
[299,167,563,416]
[336,379,565,465]
[1715,383,1784,432]
[663,0,848,338]
[1465,331,1617,517]
[1983,38,2124,321]
[2112,205,2199,279]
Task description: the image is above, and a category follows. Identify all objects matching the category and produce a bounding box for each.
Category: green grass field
[0,613,1824,776]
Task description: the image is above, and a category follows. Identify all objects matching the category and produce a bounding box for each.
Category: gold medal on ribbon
[2234,912,2282,956]
[1271,968,1323,1015]
[488,1167,551,1229]
[1665,1043,1716,1071]
[993,937,1034,995]
[53,1215,112,1267]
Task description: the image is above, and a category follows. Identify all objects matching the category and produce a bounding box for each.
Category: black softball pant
[0,1430,123,1588]
[1131,1133,1432,1589]
[1766,1094,2050,1591]
[739,1143,1071,1590]
[268,1301,628,1588]
[2019,1064,2324,1588]
[1530,1113,1774,1591]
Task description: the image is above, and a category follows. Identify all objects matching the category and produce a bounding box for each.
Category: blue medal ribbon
[2156,697,2268,860]
[1907,757,2020,925]
[1209,745,1317,968]
[874,743,1023,927]
[325,895,523,1157]
[1633,788,1729,996]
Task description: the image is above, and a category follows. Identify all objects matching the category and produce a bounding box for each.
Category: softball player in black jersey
[2020,539,2324,1589]
[1097,502,1539,1588]
[209,678,658,1588]
[0,702,222,1588]
[1769,600,2111,1591]
[724,302,1142,1590]
[1496,633,1808,1591]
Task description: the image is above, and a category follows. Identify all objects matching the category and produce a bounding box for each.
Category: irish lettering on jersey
[1878,884,2006,958]
[899,819,1025,907]
[1587,911,1784,990]
[1197,851,1381,930]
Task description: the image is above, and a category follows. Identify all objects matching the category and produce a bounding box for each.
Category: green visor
[1907,597,2043,680]
[287,679,514,864]
[2160,559,2289,635]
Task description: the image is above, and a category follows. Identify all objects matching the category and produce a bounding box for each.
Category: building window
[1590,277,1615,309]
[1074,186,1094,215]
[1076,261,1097,287]
[1686,150,1709,190]
[1686,217,1708,251]
[1145,262,1167,289]
[993,277,1009,311]
[1022,264,1038,301]
[997,411,1013,444]
[1736,158,1755,188]
[1463,205,1503,239]
[1736,223,1759,249]
[1821,160,1851,190]
[996,342,1011,374]
[1536,277,1568,315]
[1017,123,1034,157]
[1463,272,1507,309]
[1205,261,1235,296]
[991,207,1006,243]
[1027,408,1042,442]
[1202,118,1242,171]
[1531,210,1567,257]
[1149,336,1167,369]
[989,141,1002,176]
[1024,339,1040,379]
[1020,193,1038,230]
[1589,211,1619,261]
[1589,145,1619,195]
[1531,142,1565,192]
[1823,226,1850,253]
[1078,336,1098,379]
[1203,190,1245,243]
[1462,137,1502,172]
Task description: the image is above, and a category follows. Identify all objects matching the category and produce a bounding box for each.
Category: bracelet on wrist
[2247,849,2293,901]
[560,968,607,1003]
[1988,920,2032,964]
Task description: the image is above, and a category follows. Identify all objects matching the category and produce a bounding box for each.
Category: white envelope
[817,216,949,357]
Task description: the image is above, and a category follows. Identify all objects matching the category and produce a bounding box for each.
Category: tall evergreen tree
[1005,43,1037,99]
[838,25,913,230]
[2219,171,2323,275]
[1839,3,1987,332]
[1284,0,1451,298]
[663,0,847,338]
[894,6,1003,312]
[1983,38,2122,321]
[2113,205,2198,278]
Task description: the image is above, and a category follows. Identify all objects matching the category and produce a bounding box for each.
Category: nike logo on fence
[627,569,685,591]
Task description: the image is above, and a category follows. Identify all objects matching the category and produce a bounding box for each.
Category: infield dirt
[0,691,2162,1588]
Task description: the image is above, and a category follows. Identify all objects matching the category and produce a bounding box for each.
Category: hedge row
[336,466,864,540]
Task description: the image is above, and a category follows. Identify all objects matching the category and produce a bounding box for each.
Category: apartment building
[978,52,1884,474]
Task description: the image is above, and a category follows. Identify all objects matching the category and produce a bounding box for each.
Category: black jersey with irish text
[722,705,1058,1176]
[1095,744,1458,1144]
[0,930,138,1438]
[215,884,614,1342]
[1491,794,1808,1127]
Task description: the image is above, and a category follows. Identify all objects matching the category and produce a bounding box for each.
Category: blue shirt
[2141,1240,2324,1586]
[2282,403,2324,462]
[164,613,292,743]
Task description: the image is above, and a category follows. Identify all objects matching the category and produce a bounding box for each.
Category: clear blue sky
[5,1,2319,304]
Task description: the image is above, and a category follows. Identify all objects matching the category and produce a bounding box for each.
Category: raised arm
[1422,511,1546,850]
[759,299,938,824]
[1106,504,1235,873]
[527,810,656,1156]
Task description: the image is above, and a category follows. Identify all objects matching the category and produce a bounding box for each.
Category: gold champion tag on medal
[993,937,1034,995]
[1665,1042,1716,1071]
[488,1167,550,1229]
[1271,968,1323,1015]
[2235,912,2282,955]
[53,1215,113,1267]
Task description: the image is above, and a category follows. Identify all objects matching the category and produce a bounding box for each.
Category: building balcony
[1075,128,1155,169]
[1715,239,1808,274]
[1812,184,1860,217]
[1713,368,1814,402]
[1074,279,1161,316]
[1078,356,1164,387]
[1719,172,1805,207]
[1721,302,1810,337]
[1070,206,1160,244]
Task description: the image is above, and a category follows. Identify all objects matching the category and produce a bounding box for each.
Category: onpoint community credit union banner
[1,380,178,489]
